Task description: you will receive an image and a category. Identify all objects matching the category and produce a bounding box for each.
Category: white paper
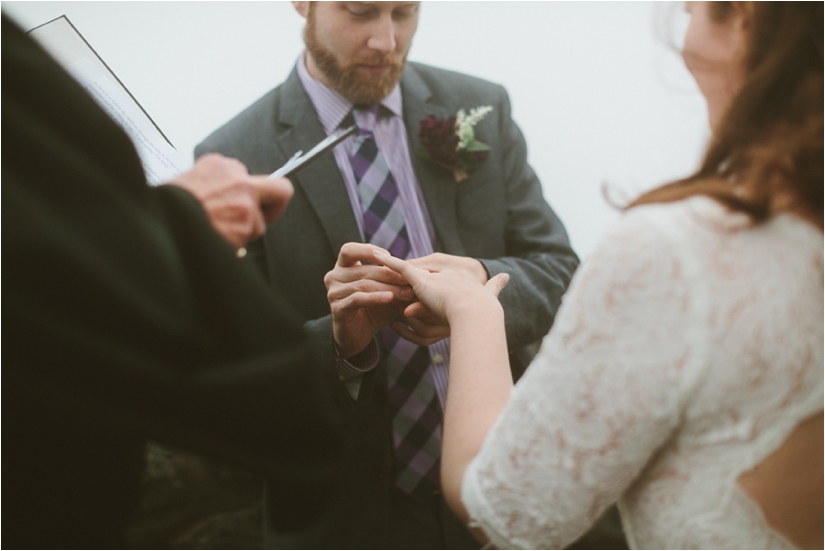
[29,17,191,186]
[68,59,191,185]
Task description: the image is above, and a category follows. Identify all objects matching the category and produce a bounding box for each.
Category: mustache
[346,54,403,69]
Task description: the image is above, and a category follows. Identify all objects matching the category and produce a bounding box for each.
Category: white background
[3,1,709,259]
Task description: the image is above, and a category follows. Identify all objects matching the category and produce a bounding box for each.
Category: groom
[196,2,578,548]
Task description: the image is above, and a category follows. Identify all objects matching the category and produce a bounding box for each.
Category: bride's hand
[373,250,509,322]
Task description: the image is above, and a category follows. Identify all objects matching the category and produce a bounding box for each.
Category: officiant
[2,14,347,548]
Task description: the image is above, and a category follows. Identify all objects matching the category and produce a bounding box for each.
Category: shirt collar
[296,50,402,134]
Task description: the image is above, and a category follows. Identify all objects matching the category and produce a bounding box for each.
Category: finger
[402,316,451,339]
[407,253,441,272]
[373,250,426,286]
[403,301,426,318]
[391,322,448,347]
[332,290,394,317]
[403,302,448,325]
[197,153,250,179]
[338,242,391,268]
[485,272,510,297]
[327,279,414,302]
[248,212,266,243]
[253,176,294,223]
[327,263,409,286]
[228,216,259,249]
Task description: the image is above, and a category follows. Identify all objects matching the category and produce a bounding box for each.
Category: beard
[304,7,407,106]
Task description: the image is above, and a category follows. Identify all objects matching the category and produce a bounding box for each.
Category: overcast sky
[4,1,708,259]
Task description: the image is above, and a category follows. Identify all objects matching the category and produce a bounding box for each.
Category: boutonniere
[418,106,492,183]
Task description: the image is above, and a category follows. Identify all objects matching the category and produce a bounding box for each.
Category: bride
[374,2,823,548]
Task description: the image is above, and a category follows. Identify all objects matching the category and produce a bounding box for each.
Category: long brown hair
[629,2,823,229]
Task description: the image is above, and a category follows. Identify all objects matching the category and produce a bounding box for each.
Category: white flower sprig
[455,105,493,151]
[417,105,493,183]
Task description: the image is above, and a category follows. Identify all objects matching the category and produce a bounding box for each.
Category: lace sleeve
[462,206,709,549]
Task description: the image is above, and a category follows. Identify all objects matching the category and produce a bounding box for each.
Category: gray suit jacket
[196,61,579,548]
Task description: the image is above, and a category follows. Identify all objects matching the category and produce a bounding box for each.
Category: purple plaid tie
[350,106,442,501]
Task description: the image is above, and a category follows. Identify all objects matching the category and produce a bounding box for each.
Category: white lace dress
[462,196,823,549]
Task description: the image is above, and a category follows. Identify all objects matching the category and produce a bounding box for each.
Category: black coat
[2,16,344,549]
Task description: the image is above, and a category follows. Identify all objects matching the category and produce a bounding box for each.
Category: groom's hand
[391,301,451,346]
[325,242,413,358]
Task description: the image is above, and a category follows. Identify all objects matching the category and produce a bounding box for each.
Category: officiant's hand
[326,243,414,358]
[169,154,294,249]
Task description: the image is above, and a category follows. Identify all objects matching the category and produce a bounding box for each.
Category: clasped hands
[165,155,506,359]
[326,242,503,359]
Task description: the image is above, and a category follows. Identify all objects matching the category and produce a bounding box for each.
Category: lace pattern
[462,197,823,549]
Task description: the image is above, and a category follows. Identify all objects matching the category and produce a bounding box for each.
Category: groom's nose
[366,14,397,53]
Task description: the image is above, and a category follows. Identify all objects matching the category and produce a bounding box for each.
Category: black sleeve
[1,13,343,527]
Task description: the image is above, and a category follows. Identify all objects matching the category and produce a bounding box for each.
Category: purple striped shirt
[297,53,450,409]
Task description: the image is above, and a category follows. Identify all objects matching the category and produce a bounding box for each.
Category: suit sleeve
[478,87,580,351]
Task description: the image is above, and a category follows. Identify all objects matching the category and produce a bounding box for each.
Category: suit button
[432,353,445,365]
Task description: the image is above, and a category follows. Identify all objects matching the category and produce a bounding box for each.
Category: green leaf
[464,140,490,152]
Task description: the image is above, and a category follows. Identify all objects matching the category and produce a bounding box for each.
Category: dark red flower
[418,115,459,170]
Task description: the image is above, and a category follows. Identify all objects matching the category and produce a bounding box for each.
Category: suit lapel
[400,65,466,256]
[269,66,466,261]
[273,69,361,256]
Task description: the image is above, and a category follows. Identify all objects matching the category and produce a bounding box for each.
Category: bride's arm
[438,290,511,528]
[456,206,707,548]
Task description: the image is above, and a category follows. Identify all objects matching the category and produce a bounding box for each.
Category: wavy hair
[629,2,823,229]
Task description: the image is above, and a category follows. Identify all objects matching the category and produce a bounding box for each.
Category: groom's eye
[345,3,376,18]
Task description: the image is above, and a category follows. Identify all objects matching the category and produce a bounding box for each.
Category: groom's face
[295,1,420,105]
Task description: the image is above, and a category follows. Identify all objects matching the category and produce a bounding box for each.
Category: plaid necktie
[350,106,442,501]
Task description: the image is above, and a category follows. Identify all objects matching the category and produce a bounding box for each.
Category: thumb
[484,272,510,297]
[403,300,427,319]
[253,176,294,222]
